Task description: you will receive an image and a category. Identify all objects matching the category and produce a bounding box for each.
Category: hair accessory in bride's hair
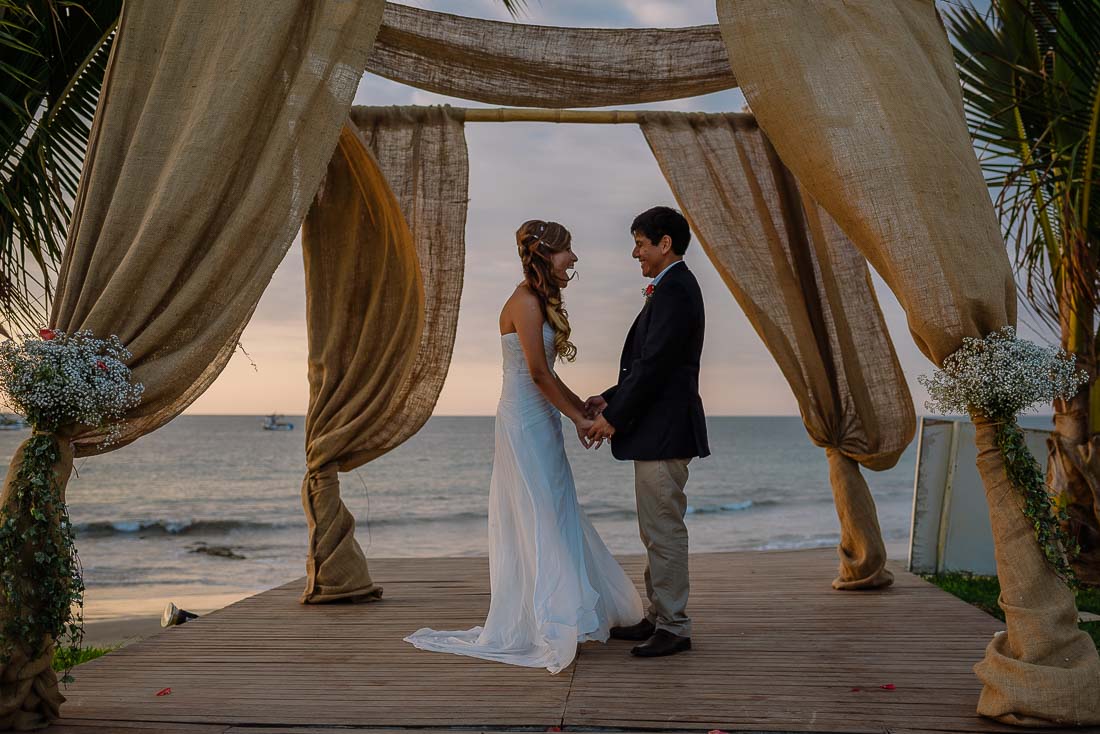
[526,222,549,250]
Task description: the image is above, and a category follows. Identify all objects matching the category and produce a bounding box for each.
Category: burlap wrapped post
[0,437,73,731]
[640,112,911,589]
[299,112,466,602]
[366,4,735,108]
[973,417,1100,726]
[0,645,59,732]
[717,0,1100,722]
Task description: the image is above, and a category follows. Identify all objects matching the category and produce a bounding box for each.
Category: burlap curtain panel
[716,0,1100,725]
[641,111,913,590]
[346,105,467,462]
[300,108,466,603]
[0,1,383,728]
[366,3,735,108]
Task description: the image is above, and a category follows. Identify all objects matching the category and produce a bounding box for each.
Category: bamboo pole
[462,108,647,124]
[353,105,753,125]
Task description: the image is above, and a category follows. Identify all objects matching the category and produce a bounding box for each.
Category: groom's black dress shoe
[631,629,692,657]
[609,619,655,641]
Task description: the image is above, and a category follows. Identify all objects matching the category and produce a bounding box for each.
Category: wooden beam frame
[354,106,753,125]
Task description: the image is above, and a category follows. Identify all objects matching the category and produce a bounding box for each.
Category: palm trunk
[1048,288,1100,586]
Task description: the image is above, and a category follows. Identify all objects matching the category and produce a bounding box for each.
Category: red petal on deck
[156,687,171,696]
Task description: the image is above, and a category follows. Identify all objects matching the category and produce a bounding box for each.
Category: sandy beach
[83,586,256,647]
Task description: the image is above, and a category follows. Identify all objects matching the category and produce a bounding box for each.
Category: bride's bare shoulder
[503,284,538,311]
[499,284,538,332]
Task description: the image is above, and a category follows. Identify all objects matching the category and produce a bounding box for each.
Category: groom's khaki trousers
[634,458,692,637]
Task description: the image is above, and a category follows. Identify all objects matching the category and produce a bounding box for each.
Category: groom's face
[632,231,671,279]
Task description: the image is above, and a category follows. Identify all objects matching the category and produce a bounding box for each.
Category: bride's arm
[512,291,593,438]
[554,375,585,416]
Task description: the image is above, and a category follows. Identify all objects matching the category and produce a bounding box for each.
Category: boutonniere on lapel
[643,283,655,301]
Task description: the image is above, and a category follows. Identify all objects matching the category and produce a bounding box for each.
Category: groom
[585,206,709,658]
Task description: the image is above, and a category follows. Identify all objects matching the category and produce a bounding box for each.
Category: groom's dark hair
[631,206,691,256]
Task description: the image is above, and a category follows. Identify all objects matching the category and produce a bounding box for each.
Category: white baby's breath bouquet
[0,328,144,443]
[918,326,1086,584]
[918,326,1086,420]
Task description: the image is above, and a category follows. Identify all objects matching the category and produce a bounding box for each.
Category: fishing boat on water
[262,413,294,431]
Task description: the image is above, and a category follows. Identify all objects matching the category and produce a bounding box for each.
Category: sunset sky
[187,0,1028,417]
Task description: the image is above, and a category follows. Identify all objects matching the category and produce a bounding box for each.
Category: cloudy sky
[188,0,1025,416]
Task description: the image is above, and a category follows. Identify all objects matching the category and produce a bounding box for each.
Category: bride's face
[550,242,578,287]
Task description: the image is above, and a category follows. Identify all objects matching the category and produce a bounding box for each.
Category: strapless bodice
[501,322,556,375]
[499,323,557,420]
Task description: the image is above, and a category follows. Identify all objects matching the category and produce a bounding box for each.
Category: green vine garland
[0,433,84,679]
[994,420,1079,586]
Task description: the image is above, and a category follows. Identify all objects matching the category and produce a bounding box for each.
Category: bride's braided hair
[516,220,577,362]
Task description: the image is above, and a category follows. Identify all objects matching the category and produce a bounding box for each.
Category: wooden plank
[47,721,228,733]
[52,550,1100,734]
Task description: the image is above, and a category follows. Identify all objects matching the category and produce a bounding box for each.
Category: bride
[404,220,643,673]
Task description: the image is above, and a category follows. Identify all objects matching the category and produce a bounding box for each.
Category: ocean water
[0,415,936,613]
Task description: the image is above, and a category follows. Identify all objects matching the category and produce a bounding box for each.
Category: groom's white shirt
[651,259,684,287]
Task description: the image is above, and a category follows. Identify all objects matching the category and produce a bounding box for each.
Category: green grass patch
[923,572,1100,650]
[52,645,115,671]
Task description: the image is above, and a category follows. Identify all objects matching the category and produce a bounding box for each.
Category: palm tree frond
[498,0,528,19]
[0,0,121,334]
[946,0,1100,341]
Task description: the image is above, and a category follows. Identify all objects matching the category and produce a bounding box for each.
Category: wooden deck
[48,549,1098,734]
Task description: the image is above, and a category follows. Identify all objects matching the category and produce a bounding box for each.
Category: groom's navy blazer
[601,261,710,462]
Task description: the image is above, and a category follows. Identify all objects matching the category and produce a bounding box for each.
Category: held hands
[579,396,613,449]
[583,395,607,419]
[585,414,615,449]
[574,416,596,449]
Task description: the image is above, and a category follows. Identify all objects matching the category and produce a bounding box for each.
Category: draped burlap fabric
[49,0,384,456]
[716,0,1014,367]
[716,0,1099,723]
[365,3,735,108]
[301,464,381,605]
[349,105,467,430]
[0,438,73,731]
[641,112,911,589]
[299,126,411,604]
[825,450,893,590]
[299,111,466,602]
[0,0,383,723]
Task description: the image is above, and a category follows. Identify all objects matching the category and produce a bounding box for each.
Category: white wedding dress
[405,323,643,673]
